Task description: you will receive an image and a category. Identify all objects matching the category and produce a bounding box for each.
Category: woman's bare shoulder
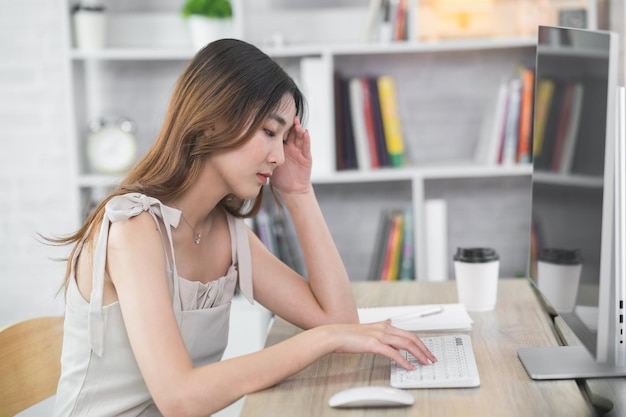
[107,210,162,251]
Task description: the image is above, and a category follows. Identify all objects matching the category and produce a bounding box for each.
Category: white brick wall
[0,0,76,328]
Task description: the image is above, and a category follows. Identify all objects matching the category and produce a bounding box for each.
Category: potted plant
[181,0,234,51]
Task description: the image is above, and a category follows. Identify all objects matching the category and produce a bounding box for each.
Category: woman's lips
[257,173,269,184]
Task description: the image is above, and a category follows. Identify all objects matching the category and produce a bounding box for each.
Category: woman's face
[208,94,297,200]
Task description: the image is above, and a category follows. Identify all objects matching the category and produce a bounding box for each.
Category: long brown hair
[50,39,305,288]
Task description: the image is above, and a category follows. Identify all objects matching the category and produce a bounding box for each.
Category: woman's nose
[269,140,285,166]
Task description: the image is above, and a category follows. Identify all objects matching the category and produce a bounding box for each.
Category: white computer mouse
[328,385,415,408]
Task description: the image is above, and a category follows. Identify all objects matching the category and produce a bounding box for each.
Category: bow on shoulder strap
[88,193,182,357]
[234,218,254,304]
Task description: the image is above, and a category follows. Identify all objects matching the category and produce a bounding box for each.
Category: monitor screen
[520,25,625,378]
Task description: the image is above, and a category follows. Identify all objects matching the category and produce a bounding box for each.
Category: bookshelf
[63,0,599,282]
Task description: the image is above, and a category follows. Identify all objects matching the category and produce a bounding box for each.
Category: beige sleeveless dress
[53,193,254,417]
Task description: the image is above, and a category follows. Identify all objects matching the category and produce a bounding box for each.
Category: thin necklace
[180,213,201,245]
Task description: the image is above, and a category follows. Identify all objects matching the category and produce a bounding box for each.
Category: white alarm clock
[86,117,138,175]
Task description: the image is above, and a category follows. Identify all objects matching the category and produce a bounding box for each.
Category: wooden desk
[240,279,595,417]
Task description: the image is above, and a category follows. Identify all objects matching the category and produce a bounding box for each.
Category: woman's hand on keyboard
[324,321,437,370]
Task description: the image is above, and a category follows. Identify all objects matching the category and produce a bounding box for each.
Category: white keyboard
[390,334,480,388]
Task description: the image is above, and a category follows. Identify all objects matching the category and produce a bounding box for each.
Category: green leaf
[181,0,233,19]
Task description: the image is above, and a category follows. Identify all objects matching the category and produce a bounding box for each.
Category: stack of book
[252,201,307,278]
[532,77,591,174]
[368,205,414,281]
[364,0,411,43]
[474,62,536,167]
[334,73,406,171]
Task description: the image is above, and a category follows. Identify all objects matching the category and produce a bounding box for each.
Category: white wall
[0,0,75,329]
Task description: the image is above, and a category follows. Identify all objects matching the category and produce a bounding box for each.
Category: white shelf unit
[63,0,551,282]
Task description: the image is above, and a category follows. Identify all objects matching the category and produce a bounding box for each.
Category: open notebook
[358,304,473,332]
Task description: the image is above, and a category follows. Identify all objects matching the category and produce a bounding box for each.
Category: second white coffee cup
[536,248,582,312]
[454,247,500,311]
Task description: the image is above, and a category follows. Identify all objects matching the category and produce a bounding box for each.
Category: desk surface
[240,279,595,417]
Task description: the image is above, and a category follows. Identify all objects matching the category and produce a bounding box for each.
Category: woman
[52,38,435,417]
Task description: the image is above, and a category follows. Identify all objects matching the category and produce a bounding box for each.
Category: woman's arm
[251,116,357,328]
[250,191,358,329]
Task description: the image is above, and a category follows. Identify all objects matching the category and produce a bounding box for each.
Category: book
[388,213,404,281]
[363,0,384,42]
[339,77,358,170]
[570,77,608,176]
[253,206,279,256]
[516,66,535,164]
[380,212,404,281]
[377,75,405,167]
[398,205,414,280]
[475,77,509,166]
[501,77,522,165]
[333,72,346,171]
[368,76,392,167]
[558,82,584,174]
[535,80,565,170]
[378,0,394,42]
[358,303,474,331]
[551,82,576,172]
[270,205,307,277]
[368,209,395,281]
[349,77,373,170]
[496,87,510,165]
[360,78,381,168]
[532,78,556,162]
[392,0,408,41]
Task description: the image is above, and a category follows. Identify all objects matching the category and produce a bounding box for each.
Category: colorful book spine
[360,78,381,168]
[516,67,534,164]
[369,77,392,167]
[377,75,405,167]
[532,79,555,161]
[381,213,404,281]
[398,205,414,280]
[535,80,565,170]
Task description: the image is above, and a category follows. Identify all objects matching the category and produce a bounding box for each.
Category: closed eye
[264,128,276,138]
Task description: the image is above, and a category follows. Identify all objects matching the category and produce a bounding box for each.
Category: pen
[390,306,444,322]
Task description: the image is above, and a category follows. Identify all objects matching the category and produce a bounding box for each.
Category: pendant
[194,233,201,245]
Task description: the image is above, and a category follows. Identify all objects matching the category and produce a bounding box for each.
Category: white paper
[358,303,473,331]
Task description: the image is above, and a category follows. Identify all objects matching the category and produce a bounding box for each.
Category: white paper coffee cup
[536,248,582,312]
[454,247,500,311]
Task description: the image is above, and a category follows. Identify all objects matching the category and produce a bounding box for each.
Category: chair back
[0,316,64,417]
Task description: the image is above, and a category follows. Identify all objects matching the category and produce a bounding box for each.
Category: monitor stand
[518,346,626,380]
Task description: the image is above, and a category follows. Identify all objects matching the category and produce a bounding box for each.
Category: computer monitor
[518,25,626,379]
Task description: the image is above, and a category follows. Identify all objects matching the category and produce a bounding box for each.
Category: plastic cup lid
[453,247,499,263]
[538,248,582,265]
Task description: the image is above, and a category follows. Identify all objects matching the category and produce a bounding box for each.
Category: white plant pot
[188,15,234,51]
[73,10,107,50]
